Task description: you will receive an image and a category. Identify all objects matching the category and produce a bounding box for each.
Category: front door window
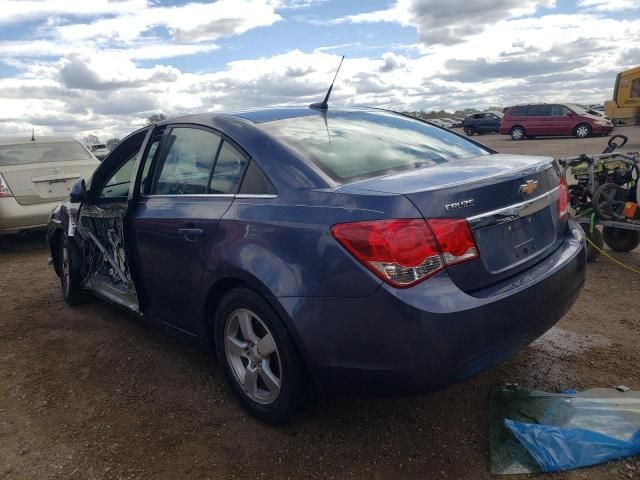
[99,153,137,198]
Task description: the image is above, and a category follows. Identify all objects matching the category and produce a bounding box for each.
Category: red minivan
[500,103,613,140]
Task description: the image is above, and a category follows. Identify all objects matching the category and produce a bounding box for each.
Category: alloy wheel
[576,125,590,138]
[224,308,282,405]
[511,128,524,140]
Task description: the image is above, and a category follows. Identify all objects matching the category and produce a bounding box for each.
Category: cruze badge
[445,199,474,211]
[519,180,539,195]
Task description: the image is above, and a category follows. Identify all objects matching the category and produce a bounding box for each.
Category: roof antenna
[309,55,344,111]
[31,128,35,142]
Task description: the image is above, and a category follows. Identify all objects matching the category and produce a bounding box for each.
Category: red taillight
[331,218,479,288]
[428,219,479,266]
[558,177,569,219]
[0,173,12,198]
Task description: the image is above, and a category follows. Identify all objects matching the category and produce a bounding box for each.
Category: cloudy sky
[1,0,639,140]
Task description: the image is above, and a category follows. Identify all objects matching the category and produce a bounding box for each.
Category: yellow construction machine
[605,66,640,125]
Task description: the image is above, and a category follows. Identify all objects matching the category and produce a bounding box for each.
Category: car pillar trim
[140,194,278,199]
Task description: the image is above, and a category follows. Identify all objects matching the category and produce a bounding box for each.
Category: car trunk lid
[0,140,98,206]
[344,154,565,292]
[1,161,97,205]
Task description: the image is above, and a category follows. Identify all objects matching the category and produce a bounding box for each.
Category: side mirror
[69,178,87,203]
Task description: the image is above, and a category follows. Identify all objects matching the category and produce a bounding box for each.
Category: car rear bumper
[279,220,586,395]
[0,197,58,234]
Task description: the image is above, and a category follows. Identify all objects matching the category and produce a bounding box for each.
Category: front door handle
[178,228,204,242]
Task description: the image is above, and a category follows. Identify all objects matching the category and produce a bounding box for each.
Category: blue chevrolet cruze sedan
[48,107,586,424]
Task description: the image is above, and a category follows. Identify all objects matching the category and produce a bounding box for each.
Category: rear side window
[508,107,527,116]
[0,142,94,167]
[239,160,276,195]
[152,128,221,195]
[260,110,489,183]
[209,141,248,194]
[551,105,571,116]
[528,105,551,116]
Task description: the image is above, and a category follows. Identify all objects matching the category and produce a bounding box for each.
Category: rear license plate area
[46,179,72,197]
[35,178,76,198]
[475,207,556,274]
[507,217,537,260]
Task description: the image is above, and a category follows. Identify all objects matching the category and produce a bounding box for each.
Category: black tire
[574,123,591,138]
[593,183,627,221]
[603,227,640,252]
[464,127,475,136]
[510,126,525,141]
[214,288,309,425]
[58,233,91,305]
[580,225,603,262]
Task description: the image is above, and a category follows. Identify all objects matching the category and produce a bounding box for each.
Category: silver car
[89,143,110,161]
[0,136,99,235]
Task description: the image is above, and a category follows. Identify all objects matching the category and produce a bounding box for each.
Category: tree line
[82,113,168,150]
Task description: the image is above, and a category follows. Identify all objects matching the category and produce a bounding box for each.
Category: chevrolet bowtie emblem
[519,180,538,195]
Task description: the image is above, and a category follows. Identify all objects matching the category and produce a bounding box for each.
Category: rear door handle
[178,228,204,241]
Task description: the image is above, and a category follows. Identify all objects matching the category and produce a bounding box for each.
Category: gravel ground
[1,128,639,479]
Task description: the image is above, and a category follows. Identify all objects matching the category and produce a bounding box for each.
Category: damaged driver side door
[76,128,152,313]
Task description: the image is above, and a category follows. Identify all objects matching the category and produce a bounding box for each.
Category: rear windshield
[0,142,94,167]
[260,110,490,183]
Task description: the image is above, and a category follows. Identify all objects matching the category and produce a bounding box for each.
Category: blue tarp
[505,420,640,472]
[490,387,640,474]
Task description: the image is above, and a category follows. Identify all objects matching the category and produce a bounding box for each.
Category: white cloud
[0,0,282,65]
[0,0,147,24]
[51,0,282,43]
[578,0,640,11]
[330,0,556,45]
[0,1,639,141]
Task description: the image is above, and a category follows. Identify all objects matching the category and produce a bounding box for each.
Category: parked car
[443,118,462,128]
[438,118,457,128]
[0,136,98,235]
[586,109,611,121]
[47,107,586,424]
[580,106,611,122]
[428,118,449,128]
[500,103,613,140]
[89,143,110,161]
[462,112,503,135]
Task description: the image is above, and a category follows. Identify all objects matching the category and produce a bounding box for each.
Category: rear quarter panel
[203,189,422,300]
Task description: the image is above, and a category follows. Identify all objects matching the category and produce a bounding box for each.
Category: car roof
[0,136,81,147]
[508,103,569,107]
[155,106,384,127]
